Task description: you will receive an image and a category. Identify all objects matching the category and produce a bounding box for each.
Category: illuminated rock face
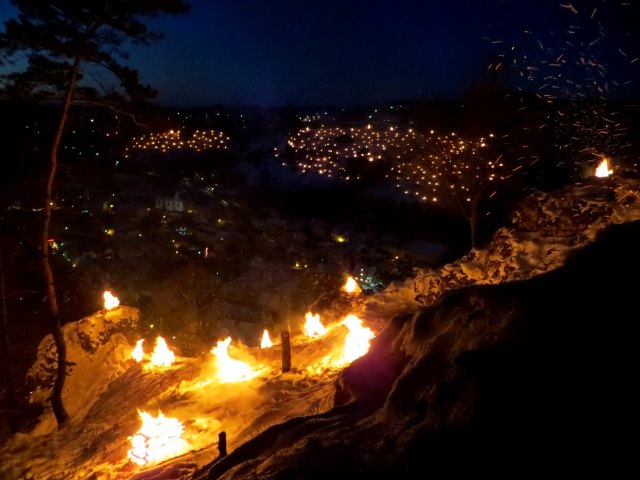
[27,306,139,390]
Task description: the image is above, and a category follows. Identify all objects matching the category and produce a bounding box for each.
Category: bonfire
[132,339,145,363]
[103,290,120,310]
[336,314,375,365]
[211,337,259,383]
[342,276,361,294]
[150,336,176,368]
[303,312,327,338]
[127,410,188,466]
[131,336,176,368]
[260,329,273,349]
[595,157,613,178]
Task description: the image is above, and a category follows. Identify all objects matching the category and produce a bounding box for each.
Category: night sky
[1,0,638,106]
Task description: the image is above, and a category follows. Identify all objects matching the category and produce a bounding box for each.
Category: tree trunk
[0,251,18,433]
[217,431,227,458]
[470,194,481,249]
[281,330,291,373]
[41,57,81,427]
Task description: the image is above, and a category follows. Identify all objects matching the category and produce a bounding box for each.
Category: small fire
[260,329,273,349]
[304,312,327,338]
[132,339,145,363]
[342,276,361,294]
[127,410,188,466]
[337,314,374,366]
[595,157,613,178]
[103,290,120,310]
[149,336,176,368]
[211,337,258,383]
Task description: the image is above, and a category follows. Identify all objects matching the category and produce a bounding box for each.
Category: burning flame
[103,290,120,310]
[304,312,327,338]
[149,336,176,368]
[127,410,188,466]
[595,157,613,178]
[260,329,273,349]
[342,276,361,294]
[337,314,374,366]
[211,337,258,383]
[132,339,144,363]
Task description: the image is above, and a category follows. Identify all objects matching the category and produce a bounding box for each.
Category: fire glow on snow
[211,337,259,383]
[304,312,327,338]
[127,410,189,466]
[103,290,120,310]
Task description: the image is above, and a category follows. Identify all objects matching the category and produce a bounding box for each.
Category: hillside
[195,217,639,479]
[1,178,638,479]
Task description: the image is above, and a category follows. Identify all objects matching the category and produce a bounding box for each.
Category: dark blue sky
[1,0,638,106]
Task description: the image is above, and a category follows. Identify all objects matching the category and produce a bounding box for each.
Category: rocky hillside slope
[195,210,639,479]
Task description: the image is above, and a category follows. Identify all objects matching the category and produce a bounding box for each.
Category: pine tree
[0,0,190,428]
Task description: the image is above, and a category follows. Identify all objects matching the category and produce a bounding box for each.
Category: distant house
[155,196,184,213]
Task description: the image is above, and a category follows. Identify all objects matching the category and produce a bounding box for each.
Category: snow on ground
[2,178,638,480]
[376,178,640,313]
[0,305,376,480]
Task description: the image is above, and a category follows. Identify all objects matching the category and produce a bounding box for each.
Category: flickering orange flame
[595,157,613,178]
[211,337,258,383]
[127,410,188,466]
[336,314,375,366]
[303,312,327,338]
[260,329,273,349]
[132,339,144,363]
[149,336,175,368]
[342,276,361,294]
[103,290,120,310]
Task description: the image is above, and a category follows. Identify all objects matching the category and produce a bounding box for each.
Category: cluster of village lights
[102,275,374,468]
[289,125,615,201]
[287,125,503,202]
[125,129,230,156]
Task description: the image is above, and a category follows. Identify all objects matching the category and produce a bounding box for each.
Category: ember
[103,290,120,310]
[303,312,326,338]
[260,329,273,349]
[211,337,259,383]
[127,410,188,466]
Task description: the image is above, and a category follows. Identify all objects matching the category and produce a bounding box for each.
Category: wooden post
[218,431,227,458]
[281,330,291,373]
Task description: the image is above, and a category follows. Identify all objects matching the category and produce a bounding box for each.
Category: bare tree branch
[70,99,151,128]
